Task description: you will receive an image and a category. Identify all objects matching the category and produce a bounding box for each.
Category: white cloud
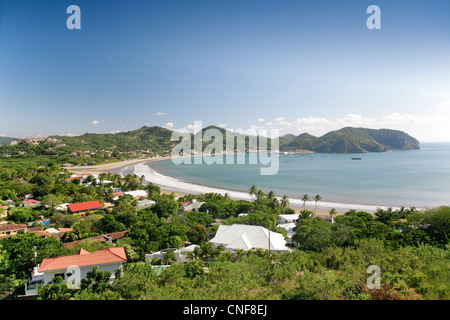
[164,122,174,129]
[157,112,166,116]
[217,123,226,128]
[335,113,376,127]
[274,116,284,122]
[258,118,265,123]
[382,113,445,125]
[92,120,100,125]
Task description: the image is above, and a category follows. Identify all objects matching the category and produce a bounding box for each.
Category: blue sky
[1,0,449,141]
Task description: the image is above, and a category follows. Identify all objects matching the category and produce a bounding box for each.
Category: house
[209,224,291,253]
[0,223,27,239]
[67,200,103,214]
[180,199,205,213]
[136,199,156,211]
[277,214,300,224]
[123,190,148,200]
[25,247,127,296]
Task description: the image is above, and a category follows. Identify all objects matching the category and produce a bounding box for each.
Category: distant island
[279,127,420,153]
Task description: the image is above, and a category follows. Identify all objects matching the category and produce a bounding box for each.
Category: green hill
[279,127,420,153]
[0,137,18,146]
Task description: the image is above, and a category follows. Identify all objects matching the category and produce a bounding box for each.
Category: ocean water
[119,143,450,212]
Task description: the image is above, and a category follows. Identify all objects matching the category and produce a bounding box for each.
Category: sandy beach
[67,157,171,175]
[67,158,352,219]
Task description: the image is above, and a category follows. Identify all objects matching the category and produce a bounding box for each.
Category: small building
[277,214,300,224]
[56,203,71,211]
[22,199,41,207]
[123,190,148,200]
[136,199,156,211]
[0,223,27,239]
[180,199,205,213]
[68,200,103,215]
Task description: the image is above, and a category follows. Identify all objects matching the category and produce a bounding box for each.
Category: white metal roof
[210,224,290,252]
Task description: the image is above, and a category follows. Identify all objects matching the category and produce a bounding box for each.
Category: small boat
[351,157,362,160]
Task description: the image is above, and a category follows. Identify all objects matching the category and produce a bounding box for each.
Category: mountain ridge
[279,127,420,153]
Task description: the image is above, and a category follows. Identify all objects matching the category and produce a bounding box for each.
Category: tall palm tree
[313,194,322,214]
[267,191,275,201]
[301,194,310,210]
[280,195,290,208]
[329,208,337,223]
[249,185,258,203]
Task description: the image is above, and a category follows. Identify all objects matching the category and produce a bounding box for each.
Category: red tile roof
[38,247,127,272]
[68,201,103,213]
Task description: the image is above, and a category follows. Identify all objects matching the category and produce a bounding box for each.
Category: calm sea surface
[147,143,450,209]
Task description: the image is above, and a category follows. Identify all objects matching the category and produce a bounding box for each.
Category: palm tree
[280,195,290,208]
[329,208,337,223]
[313,194,322,214]
[256,190,265,202]
[267,191,275,201]
[248,185,258,203]
[301,194,310,210]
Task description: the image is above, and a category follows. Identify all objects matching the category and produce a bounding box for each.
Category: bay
[132,142,450,210]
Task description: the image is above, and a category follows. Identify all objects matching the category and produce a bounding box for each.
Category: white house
[209,224,291,253]
[124,190,148,199]
[25,247,127,296]
[277,214,300,224]
[136,199,156,211]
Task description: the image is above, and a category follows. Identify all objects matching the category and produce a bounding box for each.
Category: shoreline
[66,157,418,218]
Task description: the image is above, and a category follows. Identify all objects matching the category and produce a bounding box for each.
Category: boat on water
[351,157,362,160]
